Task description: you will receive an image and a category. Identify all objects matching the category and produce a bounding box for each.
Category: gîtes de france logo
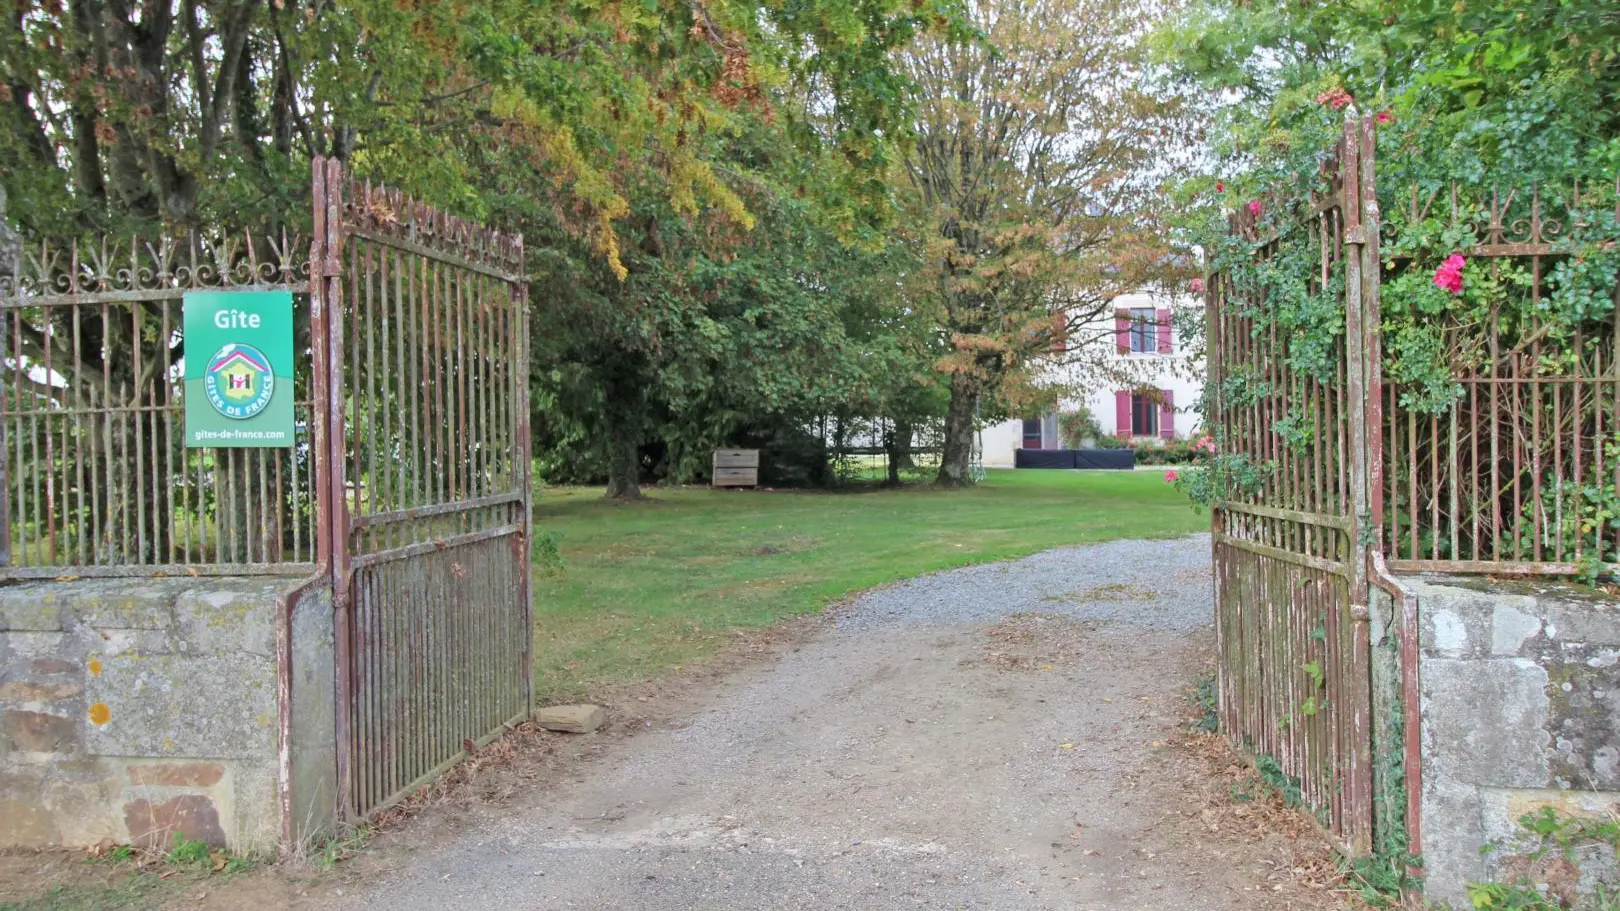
[203,343,275,420]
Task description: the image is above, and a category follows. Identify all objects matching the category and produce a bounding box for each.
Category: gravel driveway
[338,535,1341,911]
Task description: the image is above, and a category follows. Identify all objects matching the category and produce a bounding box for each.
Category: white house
[980,286,1204,468]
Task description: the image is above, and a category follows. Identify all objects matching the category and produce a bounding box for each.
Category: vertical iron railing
[1,160,534,826]
[1380,179,1620,575]
[315,160,532,821]
[0,231,318,576]
[1209,119,1377,853]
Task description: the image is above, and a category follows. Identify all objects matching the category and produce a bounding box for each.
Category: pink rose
[1164,470,1179,483]
[1248,200,1262,217]
[1433,254,1466,294]
[1376,111,1393,125]
[1215,181,1225,193]
[1189,277,1205,293]
[1314,87,1354,110]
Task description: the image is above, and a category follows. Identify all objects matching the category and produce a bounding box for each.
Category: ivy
[1465,808,1620,910]
[1171,450,1268,511]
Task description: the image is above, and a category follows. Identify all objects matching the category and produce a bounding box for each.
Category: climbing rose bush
[1432,255,1466,294]
[1314,87,1353,110]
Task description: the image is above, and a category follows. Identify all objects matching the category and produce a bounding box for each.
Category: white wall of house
[980,286,1205,468]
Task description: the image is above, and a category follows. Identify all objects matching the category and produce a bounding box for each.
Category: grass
[531,468,1203,702]
[0,877,165,911]
[0,837,257,911]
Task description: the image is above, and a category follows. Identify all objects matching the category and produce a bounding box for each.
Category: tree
[1,0,969,505]
[897,0,1193,486]
[524,140,934,498]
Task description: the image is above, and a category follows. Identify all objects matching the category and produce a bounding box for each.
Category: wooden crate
[711,449,760,488]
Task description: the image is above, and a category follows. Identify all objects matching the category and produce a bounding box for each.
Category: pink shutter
[1115,312,1130,354]
[1160,389,1175,439]
[1157,309,1172,354]
[1115,391,1131,438]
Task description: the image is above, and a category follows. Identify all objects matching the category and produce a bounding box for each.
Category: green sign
[183,290,295,448]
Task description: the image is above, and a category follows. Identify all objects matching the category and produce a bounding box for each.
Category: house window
[1129,308,1157,353]
[1130,393,1159,437]
[1021,417,1043,449]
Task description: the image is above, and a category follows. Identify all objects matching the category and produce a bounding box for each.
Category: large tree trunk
[882,424,902,488]
[893,420,916,471]
[603,425,642,500]
[936,375,977,487]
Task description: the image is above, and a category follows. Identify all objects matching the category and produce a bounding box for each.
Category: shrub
[1129,438,1212,465]
[1057,407,1105,448]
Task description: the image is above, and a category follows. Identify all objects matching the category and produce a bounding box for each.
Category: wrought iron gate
[1207,120,1380,852]
[311,159,533,820]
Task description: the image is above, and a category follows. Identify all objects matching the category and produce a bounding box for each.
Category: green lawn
[530,468,1204,702]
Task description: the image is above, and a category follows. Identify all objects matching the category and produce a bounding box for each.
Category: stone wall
[1412,575,1620,906]
[0,576,334,854]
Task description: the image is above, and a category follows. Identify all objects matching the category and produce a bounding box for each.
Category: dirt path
[324,536,1348,911]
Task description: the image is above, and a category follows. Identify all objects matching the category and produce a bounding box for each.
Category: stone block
[85,653,276,759]
[1492,604,1544,656]
[1413,577,1537,659]
[71,581,179,630]
[1423,657,1551,788]
[174,585,280,656]
[0,588,64,631]
[0,798,57,846]
[287,583,336,847]
[1412,574,1620,907]
[1420,773,1486,903]
[2,631,68,662]
[29,658,76,676]
[45,766,125,846]
[1,709,78,753]
[231,762,280,851]
[1543,602,1620,647]
[125,761,226,788]
[536,704,606,733]
[124,794,226,849]
[0,577,315,855]
[0,681,84,703]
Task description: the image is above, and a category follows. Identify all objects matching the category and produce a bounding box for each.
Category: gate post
[312,157,355,822]
[1339,116,1377,855]
[513,270,534,715]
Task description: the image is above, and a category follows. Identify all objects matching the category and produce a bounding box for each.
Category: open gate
[310,160,533,820]
[1207,120,1381,852]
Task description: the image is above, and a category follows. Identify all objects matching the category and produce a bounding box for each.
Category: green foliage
[899,0,1195,484]
[532,529,566,578]
[1298,661,1323,691]
[1516,477,1620,585]
[164,835,255,875]
[1058,408,1106,448]
[1465,807,1620,910]
[1171,451,1267,510]
[164,836,212,867]
[1253,753,1303,809]
[1154,0,1620,561]
[1129,439,1212,466]
[1,0,976,498]
[310,825,374,871]
[1188,672,1219,733]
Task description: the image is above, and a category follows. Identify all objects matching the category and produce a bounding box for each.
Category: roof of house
[208,346,270,374]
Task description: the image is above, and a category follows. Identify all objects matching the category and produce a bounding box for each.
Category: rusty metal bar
[325,166,531,822]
